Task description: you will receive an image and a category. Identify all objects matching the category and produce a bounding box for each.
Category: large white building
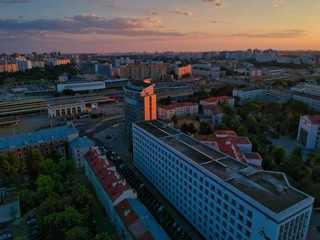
[132,120,314,240]
[297,115,320,149]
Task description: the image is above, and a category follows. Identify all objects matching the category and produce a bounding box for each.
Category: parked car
[0,233,13,240]
[26,216,37,226]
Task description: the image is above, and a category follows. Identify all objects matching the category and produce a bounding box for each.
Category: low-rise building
[0,125,79,161]
[47,101,87,118]
[69,137,96,168]
[200,96,235,108]
[158,102,198,120]
[84,149,169,240]
[297,115,320,149]
[203,105,224,125]
[193,130,263,167]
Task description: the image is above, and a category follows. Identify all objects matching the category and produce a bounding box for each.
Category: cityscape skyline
[1,0,320,53]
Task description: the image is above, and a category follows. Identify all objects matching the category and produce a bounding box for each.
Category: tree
[47,150,62,163]
[171,114,178,126]
[180,123,189,134]
[95,233,116,240]
[62,88,75,96]
[312,166,320,183]
[39,207,85,240]
[25,148,44,178]
[271,147,286,165]
[199,121,212,135]
[66,226,93,240]
[188,123,197,134]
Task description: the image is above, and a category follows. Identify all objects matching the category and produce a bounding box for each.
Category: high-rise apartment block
[123,81,157,137]
[132,120,313,240]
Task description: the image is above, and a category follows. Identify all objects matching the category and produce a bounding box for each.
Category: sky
[0,0,320,53]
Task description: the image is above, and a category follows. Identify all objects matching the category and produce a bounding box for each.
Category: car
[105,135,112,140]
[26,216,37,226]
[0,233,13,240]
[0,228,9,235]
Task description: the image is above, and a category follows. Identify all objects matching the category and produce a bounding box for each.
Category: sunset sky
[0,0,320,53]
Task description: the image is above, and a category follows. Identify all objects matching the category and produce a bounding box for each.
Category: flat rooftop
[134,120,311,214]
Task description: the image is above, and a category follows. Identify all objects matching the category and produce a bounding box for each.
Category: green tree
[199,121,212,135]
[188,123,197,134]
[66,226,93,240]
[171,114,178,126]
[312,166,320,183]
[271,147,286,165]
[62,88,75,96]
[26,148,44,178]
[95,233,116,240]
[180,123,189,134]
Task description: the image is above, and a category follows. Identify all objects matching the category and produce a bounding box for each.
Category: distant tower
[123,81,157,138]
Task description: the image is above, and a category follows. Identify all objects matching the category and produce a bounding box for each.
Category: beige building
[119,64,167,80]
[158,102,198,120]
[0,63,19,73]
[47,101,87,118]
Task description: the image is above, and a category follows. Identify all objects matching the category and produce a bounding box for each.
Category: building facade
[297,115,320,149]
[158,102,198,120]
[0,188,21,223]
[132,120,314,240]
[69,137,96,168]
[123,81,157,138]
[0,125,79,161]
[47,101,87,118]
[200,96,235,108]
[84,149,169,240]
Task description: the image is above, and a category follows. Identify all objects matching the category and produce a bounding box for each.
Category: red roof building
[200,96,235,108]
[84,149,169,240]
[193,130,263,168]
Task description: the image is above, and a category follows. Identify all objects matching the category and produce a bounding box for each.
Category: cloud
[0,14,187,38]
[211,20,232,24]
[0,0,33,3]
[273,1,285,8]
[233,29,307,38]
[170,9,192,16]
[202,0,224,7]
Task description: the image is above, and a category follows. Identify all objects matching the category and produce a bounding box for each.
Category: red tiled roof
[204,105,223,114]
[115,199,153,240]
[84,149,130,203]
[306,115,320,124]
[201,96,234,103]
[158,102,197,111]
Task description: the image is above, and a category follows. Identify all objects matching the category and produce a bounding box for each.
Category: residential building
[123,81,157,138]
[0,188,21,223]
[297,115,320,149]
[193,130,262,168]
[176,65,192,80]
[69,137,96,168]
[200,96,235,108]
[0,125,79,161]
[84,149,169,240]
[0,63,19,73]
[203,105,224,125]
[304,83,320,96]
[158,102,198,120]
[293,93,320,111]
[133,120,314,240]
[119,64,167,81]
